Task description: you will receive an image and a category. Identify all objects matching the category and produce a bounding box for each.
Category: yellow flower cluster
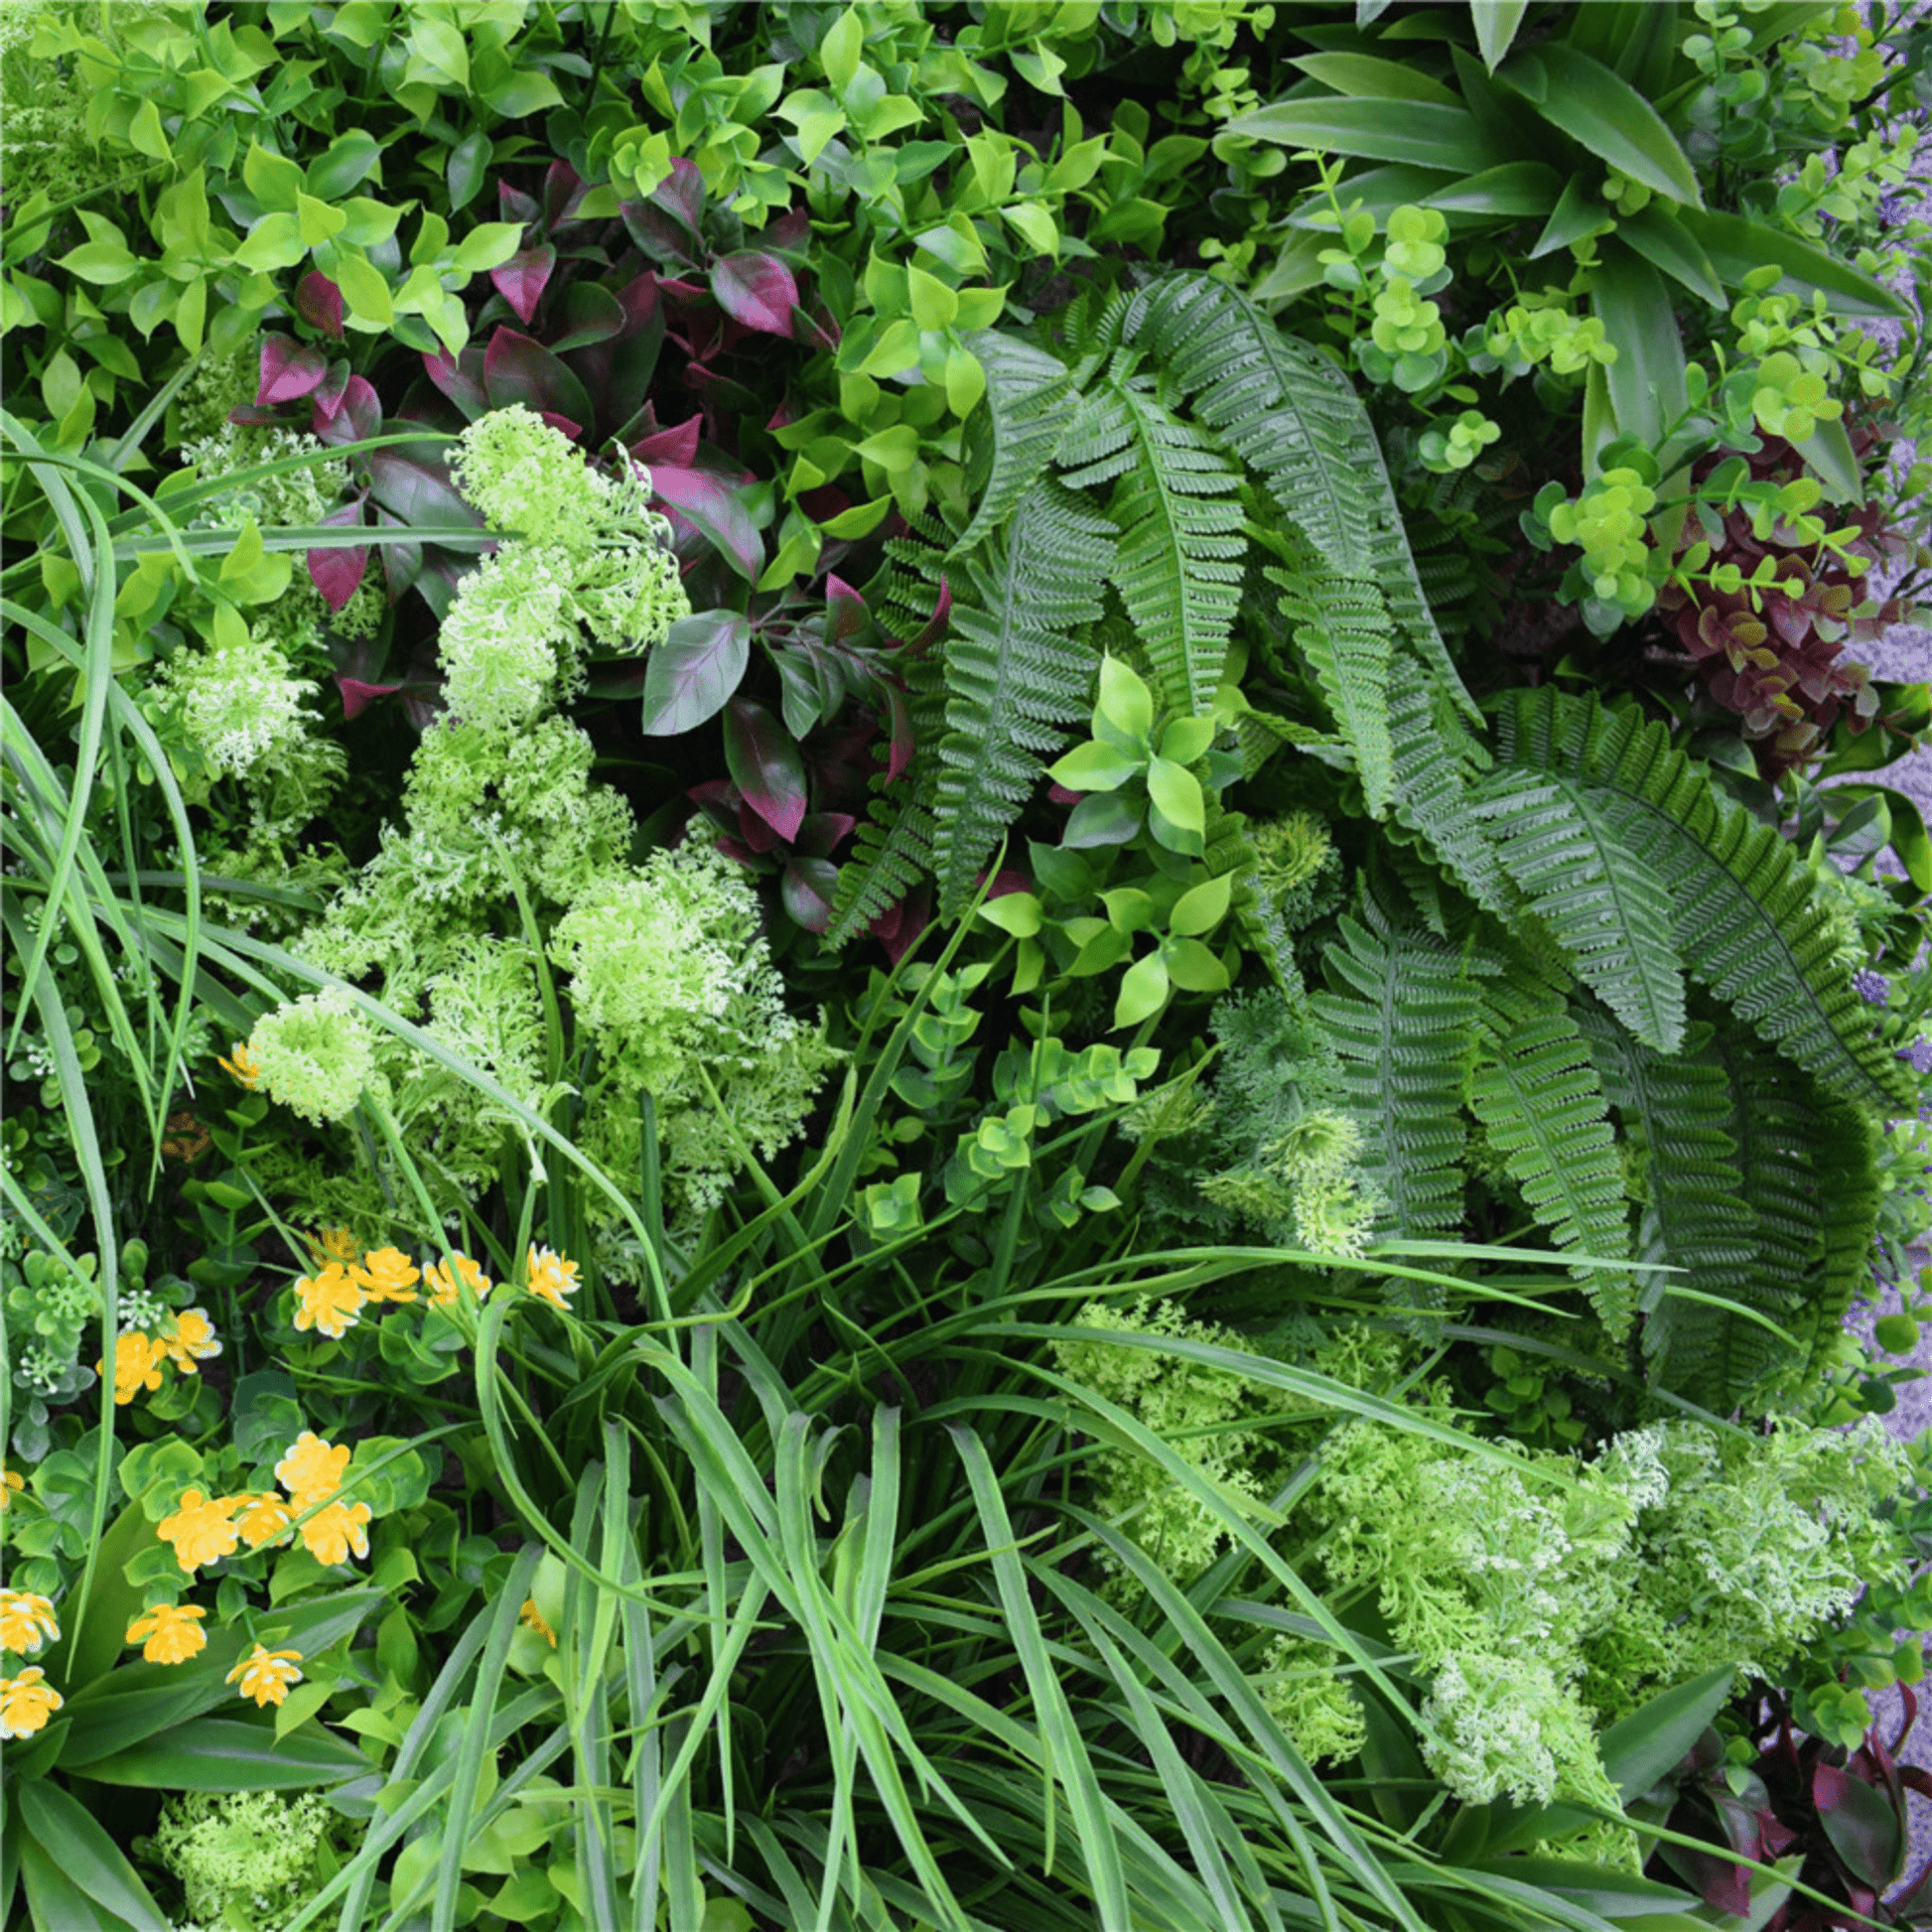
[96,1308,222,1406]
[156,1430,373,1576]
[291,1231,577,1337]
[126,1600,207,1665]
[227,1642,304,1708]
[0,1589,59,1657]
[0,1668,63,1738]
[0,1591,64,1737]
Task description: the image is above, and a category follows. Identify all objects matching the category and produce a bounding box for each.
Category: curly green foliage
[1311,897,1479,1244]
[554,843,838,1225]
[148,1792,341,1932]
[914,479,1116,914]
[1054,356,1246,715]
[247,987,375,1127]
[1469,981,1633,1335]
[1492,688,1910,1111]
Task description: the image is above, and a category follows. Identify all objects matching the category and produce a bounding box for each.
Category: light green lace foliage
[247,987,375,1126]
[151,1792,334,1932]
[302,718,635,999]
[440,406,688,729]
[378,936,551,1194]
[149,622,331,788]
[551,844,836,1223]
[1054,1299,1285,1588]
[1249,811,1343,934]
[1258,1632,1366,1765]
[184,425,347,533]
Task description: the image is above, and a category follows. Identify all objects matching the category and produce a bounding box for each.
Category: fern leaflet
[1311,898,1479,1238]
[1495,688,1910,1111]
[1471,769,1689,1052]
[824,778,938,949]
[1267,561,1396,817]
[1469,982,1635,1334]
[931,478,1116,914]
[950,332,1076,558]
[1384,669,1515,919]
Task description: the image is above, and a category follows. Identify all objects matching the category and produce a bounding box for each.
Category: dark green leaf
[1501,46,1703,206]
[1428,161,1562,217]
[1591,241,1687,447]
[1225,98,1491,173]
[79,1715,370,1790]
[1616,205,1725,306]
[15,1784,167,1931]
[1470,0,1530,70]
[1676,208,1912,318]
[1598,1663,1736,1802]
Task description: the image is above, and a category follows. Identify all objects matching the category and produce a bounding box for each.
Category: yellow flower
[98,1330,167,1406]
[0,1667,63,1738]
[292,1262,365,1339]
[223,1492,295,1552]
[423,1252,492,1308]
[352,1246,420,1306]
[305,1225,360,1266]
[159,1307,221,1375]
[0,1591,59,1656]
[297,1498,372,1568]
[226,1644,303,1709]
[0,1465,23,1513]
[157,1488,242,1574]
[125,1602,207,1666]
[217,1039,261,1089]
[275,1432,350,1508]
[518,1597,557,1647]
[524,1244,581,1311]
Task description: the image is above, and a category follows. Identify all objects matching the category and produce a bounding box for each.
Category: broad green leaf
[55,240,138,286]
[242,138,306,211]
[979,892,1043,937]
[1146,756,1205,834]
[1289,53,1460,105]
[1169,873,1232,937]
[78,1715,370,1789]
[1048,741,1140,792]
[1677,207,1913,318]
[334,249,394,324]
[1798,414,1864,502]
[1616,205,1725,306]
[15,1784,167,1931]
[1227,98,1490,173]
[451,221,525,273]
[483,69,563,117]
[1113,949,1171,1029]
[1591,241,1687,447]
[906,264,957,330]
[233,211,308,273]
[1500,46,1702,207]
[1097,654,1155,742]
[1598,1662,1736,1801]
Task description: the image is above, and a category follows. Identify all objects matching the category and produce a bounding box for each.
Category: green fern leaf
[1311,898,1479,1237]
[1384,670,1515,918]
[1471,769,1689,1052]
[1578,1003,1771,1405]
[1267,561,1395,816]
[932,478,1116,914]
[824,778,938,949]
[1054,364,1246,714]
[951,332,1076,558]
[1803,1097,1881,1379]
[1495,688,1910,1111]
[1470,982,1635,1334]
[1124,272,1478,721]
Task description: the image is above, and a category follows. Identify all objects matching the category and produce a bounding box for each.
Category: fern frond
[1267,561,1395,817]
[1577,1003,1768,1405]
[1471,770,1689,1053]
[1384,670,1515,918]
[951,333,1076,557]
[1495,688,1911,1112]
[932,478,1116,914]
[1469,982,1634,1334]
[823,778,938,949]
[1311,898,1479,1238]
[1804,1097,1881,1379]
[1124,272,1478,721]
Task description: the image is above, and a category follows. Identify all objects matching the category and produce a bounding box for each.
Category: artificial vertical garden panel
[4,3,1932,1928]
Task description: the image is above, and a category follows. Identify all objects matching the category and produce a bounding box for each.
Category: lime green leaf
[1002,201,1059,257]
[850,424,920,473]
[1047,741,1140,792]
[820,8,864,95]
[979,892,1043,938]
[906,264,958,330]
[296,194,345,248]
[334,250,393,324]
[1165,936,1230,993]
[1146,756,1205,834]
[1114,951,1171,1029]
[407,16,469,89]
[242,139,306,211]
[451,221,525,273]
[1096,655,1155,742]
[127,98,170,162]
[1169,873,1232,937]
[233,211,308,272]
[483,69,562,118]
[55,239,138,286]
